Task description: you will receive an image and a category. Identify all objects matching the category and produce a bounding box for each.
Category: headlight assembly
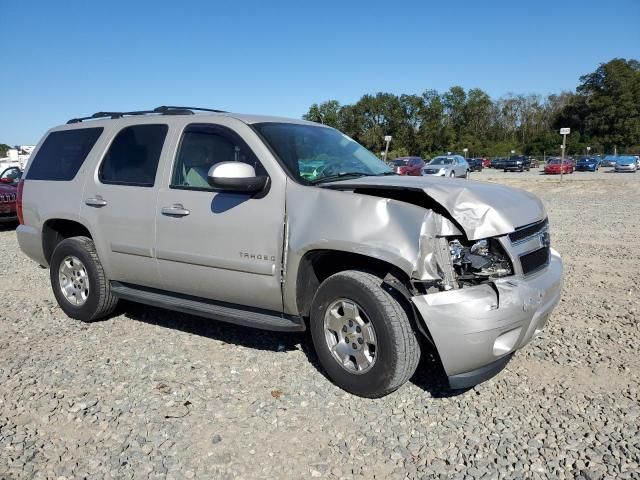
[449,238,513,284]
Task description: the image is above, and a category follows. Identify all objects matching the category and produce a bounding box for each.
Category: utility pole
[383,135,392,162]
[560,128,570,182]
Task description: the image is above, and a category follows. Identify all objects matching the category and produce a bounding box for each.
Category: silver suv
[17,106,563,398]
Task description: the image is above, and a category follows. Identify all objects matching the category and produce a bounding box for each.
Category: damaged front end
[411,218,514,293]
[410,217,563,390]
[289,178,563,389]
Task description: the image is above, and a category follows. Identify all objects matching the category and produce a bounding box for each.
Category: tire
[449,171,455,178]
[310,270,421,398]
[465,170,470,179]
[503,169,507,172]
[49,236,118,322]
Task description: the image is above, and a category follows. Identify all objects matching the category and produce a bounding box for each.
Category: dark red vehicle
[0,166,22,223]
[481,158,491,168]
[392,157,425,176]
[544,158,574,175]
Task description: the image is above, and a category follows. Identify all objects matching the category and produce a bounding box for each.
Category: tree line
[303,58,640,159]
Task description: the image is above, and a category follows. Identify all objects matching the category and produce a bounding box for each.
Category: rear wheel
[50,236,118,322]
[449,171,455,177]
[310,270,421,398]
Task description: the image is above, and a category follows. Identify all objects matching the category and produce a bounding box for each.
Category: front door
[80,123,168,288]
[154,122,285,312]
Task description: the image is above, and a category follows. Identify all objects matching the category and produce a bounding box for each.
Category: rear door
[80,123,169,288]
[154,121,285,311]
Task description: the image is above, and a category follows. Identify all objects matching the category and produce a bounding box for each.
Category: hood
[322,175,545,240]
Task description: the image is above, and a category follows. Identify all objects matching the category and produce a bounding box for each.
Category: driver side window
[171,124,265,191]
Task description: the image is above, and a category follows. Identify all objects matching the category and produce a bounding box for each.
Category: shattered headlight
[449,238,512,282]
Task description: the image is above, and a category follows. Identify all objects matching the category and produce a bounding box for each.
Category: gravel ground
[1,167,639,480]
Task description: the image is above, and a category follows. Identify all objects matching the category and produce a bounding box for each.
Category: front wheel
[50,236,118,322]
[465,170,470,179]
[310,270,421,398]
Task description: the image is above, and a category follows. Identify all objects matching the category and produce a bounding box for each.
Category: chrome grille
[520,247,550,275]
[507,218,551,276]
[509,218,548,244]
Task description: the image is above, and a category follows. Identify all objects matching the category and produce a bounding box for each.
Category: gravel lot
[1,168,639,480]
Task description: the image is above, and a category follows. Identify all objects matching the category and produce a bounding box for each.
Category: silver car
[614,156,637,173]
[17,106,563,398]
[422,155,470,178]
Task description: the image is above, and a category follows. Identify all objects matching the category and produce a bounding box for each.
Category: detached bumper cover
[411,248,563,387]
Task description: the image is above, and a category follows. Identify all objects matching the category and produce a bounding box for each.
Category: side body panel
[17,127,105,266]
[154,117,286,311]
[78,119,169,288]
[282,182,440,315]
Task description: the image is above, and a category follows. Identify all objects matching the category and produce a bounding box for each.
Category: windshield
[253,123,392,183]
[393,159,408,166]
[429,157,454,165]
[617,156,635,164]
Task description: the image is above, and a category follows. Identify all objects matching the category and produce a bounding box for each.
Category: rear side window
[26,127,103,181]
[99,124,168,187]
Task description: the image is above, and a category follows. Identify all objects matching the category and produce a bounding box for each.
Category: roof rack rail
[153,105,227,114]
[67,105,227,124]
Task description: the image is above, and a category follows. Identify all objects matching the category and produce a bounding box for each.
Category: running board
[110,281,305,332]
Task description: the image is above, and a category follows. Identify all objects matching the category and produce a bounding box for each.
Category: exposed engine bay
[448,238,512,286]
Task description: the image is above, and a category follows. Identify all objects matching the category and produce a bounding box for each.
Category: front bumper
[411,248,563,389]
[0,205,17,223]
[615,165,636,172]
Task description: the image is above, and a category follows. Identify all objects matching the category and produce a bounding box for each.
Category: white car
[422,155,470,178]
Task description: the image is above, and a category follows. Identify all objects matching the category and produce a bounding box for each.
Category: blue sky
[1,0,638,144]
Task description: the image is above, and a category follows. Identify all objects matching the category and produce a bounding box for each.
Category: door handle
[85,196,107,207]
[161,204,190,217]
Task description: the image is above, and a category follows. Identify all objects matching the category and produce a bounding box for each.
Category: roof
[64,105,320,128]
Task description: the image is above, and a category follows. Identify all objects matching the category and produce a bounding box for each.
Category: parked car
[614,156,637,173]
[468,158,483,172]
[544,158,574,174]
[503,156,531,172]
[529,157,540,168]
[17,106,563,398]
[490,157,506,169]
[422,155,470,178]
[0,166,21,223]
[392,157,425,176]
[481,158,491,168]
[601,155,618,167]
[575,156,600,172]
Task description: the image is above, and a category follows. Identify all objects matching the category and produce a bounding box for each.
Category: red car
[392,157,425,176]
[481,157,491,168]
[0,166,21,223]
[544,159,574,175]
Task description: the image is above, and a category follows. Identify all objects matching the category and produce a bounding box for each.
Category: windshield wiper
[310,172,370,184]
[374,171,397,176]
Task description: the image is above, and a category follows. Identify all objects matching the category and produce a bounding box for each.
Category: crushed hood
[323,175,545,240]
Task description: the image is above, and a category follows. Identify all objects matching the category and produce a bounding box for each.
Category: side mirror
[207,162,268,193]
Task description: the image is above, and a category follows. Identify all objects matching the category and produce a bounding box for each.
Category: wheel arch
[295,249,413,319]
[42,218,93,265]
